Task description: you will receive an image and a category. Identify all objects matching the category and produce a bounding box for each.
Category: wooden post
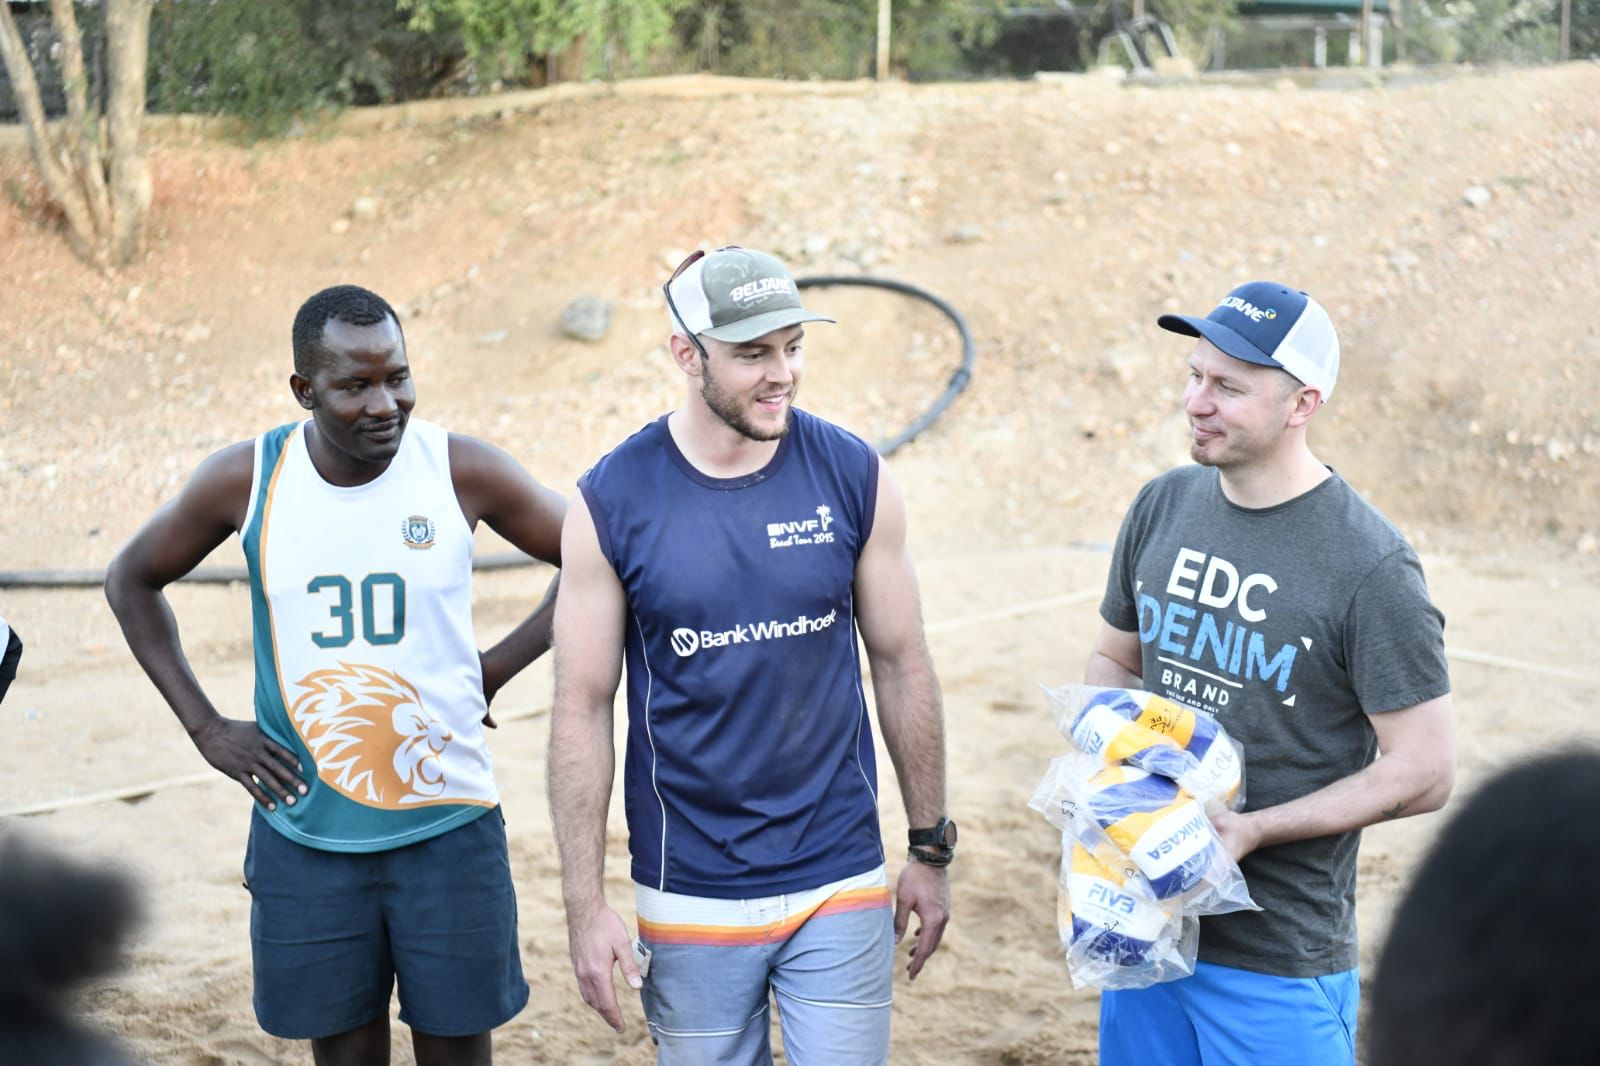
[1358,0,1372,64]
[877,0,891,80]
[1560,0,1571,61]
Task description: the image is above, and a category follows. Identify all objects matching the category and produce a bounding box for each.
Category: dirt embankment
[2,65,1598,1065]
[3,65,1598,569]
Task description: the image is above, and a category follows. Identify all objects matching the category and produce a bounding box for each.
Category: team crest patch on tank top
[401,514,436,549]
[288,662,453,808]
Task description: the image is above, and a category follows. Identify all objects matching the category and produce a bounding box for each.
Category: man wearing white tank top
[105,286,565,1066]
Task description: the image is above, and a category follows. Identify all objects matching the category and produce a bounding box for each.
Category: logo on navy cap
[1219,296,1278,323]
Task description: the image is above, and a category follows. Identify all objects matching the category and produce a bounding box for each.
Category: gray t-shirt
[1100,465,1450,977]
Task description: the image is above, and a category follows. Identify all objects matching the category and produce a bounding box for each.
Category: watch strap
[907,845,954,868]
[908,817,956,848]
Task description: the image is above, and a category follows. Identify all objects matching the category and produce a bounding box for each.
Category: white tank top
[241,418,496,852]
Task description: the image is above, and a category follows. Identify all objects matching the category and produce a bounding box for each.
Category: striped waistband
[635,865,890,947]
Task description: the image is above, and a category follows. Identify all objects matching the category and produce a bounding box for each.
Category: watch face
[940,819,958,847]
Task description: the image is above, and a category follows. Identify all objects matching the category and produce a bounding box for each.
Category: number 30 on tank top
[306,573,407,648]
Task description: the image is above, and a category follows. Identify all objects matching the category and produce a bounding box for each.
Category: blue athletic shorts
[634,867,895,1064]
[243,806,528,1040]
[1099,960,1359,1066]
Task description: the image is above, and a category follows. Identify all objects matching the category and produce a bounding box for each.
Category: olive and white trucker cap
[665,247,835,344]
[1158,280,1340,400]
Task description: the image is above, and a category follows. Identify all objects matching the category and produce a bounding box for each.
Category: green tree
[1446,0,1559,60]
[399,0,689,81]
[1575,0,1600,56]
[673,0,1001,80]
[0,0,153,268]
[1157,0,1240,65]
[149,0,467,139]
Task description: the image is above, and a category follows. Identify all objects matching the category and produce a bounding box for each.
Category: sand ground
[2,65,1599,1063]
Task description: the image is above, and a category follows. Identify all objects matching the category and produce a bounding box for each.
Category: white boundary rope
[1443,649,1598,684]
[1,704,550,819]
[7,594,1593,819]
[924,589,1101,634]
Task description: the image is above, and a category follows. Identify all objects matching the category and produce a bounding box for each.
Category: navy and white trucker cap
[1158,281,1340,400]
[666,247,835,344]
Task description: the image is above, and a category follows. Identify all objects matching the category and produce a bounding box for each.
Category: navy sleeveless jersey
[579,409,884,897]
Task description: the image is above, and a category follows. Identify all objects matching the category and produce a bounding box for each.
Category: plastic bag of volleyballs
[1031,754,1210,985]
[1046,684,1245,810]
[1029,753,1096,833]
[1076,763,1257,916]
[1057,837,1197,990]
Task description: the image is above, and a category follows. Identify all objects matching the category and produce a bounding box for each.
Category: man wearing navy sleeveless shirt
[549,247,952,1063]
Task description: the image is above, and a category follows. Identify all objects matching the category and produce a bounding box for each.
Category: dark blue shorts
[243,807,528,1040]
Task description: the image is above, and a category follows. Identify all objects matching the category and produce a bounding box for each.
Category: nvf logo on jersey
[401,515,436,550]
[767,504,835,549]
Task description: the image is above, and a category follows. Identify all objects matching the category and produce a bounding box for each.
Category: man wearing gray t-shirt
[1084,281,1455,1066]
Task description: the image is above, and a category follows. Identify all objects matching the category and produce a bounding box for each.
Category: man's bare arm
[104,442,306,809]
[1212,694,1456,861]
[854,466,949,981]
[547,496,639,1032]
[449,434,566,704]
[1084,622,1143,688]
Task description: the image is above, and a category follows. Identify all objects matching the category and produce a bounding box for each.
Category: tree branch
[49,0,113,237]
[0,2,99,262]
[103,0,154,265]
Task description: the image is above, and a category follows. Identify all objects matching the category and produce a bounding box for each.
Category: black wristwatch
[907,817,958,867]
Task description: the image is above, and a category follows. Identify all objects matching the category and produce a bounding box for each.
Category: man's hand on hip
[567,901,642,1033]
[894,860,951,981]
[191,716,306,811]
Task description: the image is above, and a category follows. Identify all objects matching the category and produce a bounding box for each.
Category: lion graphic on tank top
[288,662,452,808]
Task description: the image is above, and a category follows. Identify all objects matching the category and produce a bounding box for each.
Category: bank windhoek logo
[669,608,839,658]
[402,514,436,549]
[289,662,452,808]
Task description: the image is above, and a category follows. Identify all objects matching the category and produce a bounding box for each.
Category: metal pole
[877,0,891,80]
[1560,0,1571,61]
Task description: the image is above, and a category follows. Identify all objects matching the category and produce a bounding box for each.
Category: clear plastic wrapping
[1031,685,1259,989]
[1050,685,1245,811]
[1057,839,1198,989]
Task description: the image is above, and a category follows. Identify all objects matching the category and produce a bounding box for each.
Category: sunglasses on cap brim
[663,246,744,359]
